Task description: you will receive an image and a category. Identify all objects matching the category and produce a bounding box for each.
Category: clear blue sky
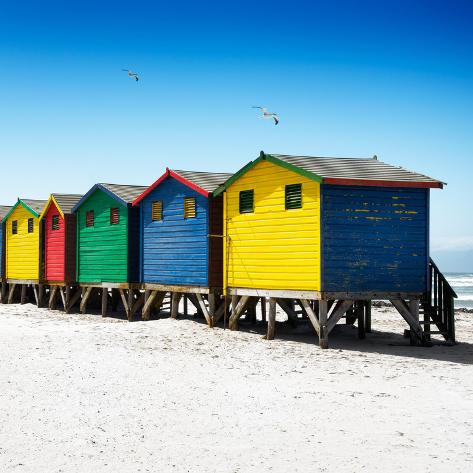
[1,0,472,269]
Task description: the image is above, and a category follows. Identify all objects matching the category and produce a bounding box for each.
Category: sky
[0,0,472,270]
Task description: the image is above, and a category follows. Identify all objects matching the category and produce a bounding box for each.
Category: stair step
[424,331,447,335]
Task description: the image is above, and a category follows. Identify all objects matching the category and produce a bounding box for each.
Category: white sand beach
[1,304,472,473]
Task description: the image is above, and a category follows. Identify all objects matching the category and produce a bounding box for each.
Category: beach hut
[2,198,47,304]
[0,205,12,302]
[39,194,83,311]
[72,183,147,319]
[132,168,232,324]
[213,151,454,347]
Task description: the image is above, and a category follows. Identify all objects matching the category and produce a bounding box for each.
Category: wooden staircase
[420,258,457,343]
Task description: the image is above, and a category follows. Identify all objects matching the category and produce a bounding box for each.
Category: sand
[1,303,472,473]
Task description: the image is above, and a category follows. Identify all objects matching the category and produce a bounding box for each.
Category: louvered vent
[12,220,18,235]
[86,210,94,227]
[28,218,34,233]
[110,207,119,225]
[285,184,302,209]
[239,190,254,214]
[184,197,196,219]
[52,215,60,231]
[152,201,162,221]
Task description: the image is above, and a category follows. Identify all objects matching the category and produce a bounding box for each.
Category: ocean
[444,273,473,309]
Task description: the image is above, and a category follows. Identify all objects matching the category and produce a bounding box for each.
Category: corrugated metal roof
[21,199,48,215]
[99,183,148,204]
[0,205,12,220]
[271,154,442,185]
[172,170,233,193]
[52,194,84,214]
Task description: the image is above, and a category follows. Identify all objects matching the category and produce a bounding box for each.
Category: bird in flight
[122,69,139,81]
[252,106,279,125]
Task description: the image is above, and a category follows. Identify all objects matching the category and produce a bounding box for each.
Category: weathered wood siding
[141,177,209,285]
[77,189,129,283]
[225,160,321,291]
[321,185,429,293]
[44,202,65,281]
[6,205,41,280]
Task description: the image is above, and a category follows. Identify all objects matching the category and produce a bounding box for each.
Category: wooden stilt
[142,290,158,320]
[80,287,93,314]
[356,301,366,339]
[276,298,298,327]
[228,295,250,330]
[409,299,420,346]
[33,285,39,306]
[212,297,231,325]
[1,282,7,304]
[38,284,45,308]
[208,292,216,327]
[101,288,108,317]
[8,283,17,304]
[67,287,81,313]
[20,285,28,304]
[171,292,182,319]
[390,298,424,343]
[261,296,267,322]
[118,289,129,317]
[195,293,211,326]
[183,295,188,316]
[266,298,277,340]
[300,299,321,337]
[365,300,372,333]
[319,300,328,349]
[127,289,135,321]
[49,286,58,310]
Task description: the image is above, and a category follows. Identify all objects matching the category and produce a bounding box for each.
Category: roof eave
[72,184,128,213]
[132,168,210,206]
[323,177,444,189]
[39,195,65,221]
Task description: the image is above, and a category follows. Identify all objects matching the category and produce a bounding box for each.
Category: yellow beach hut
[213,151,452,348]
[2,198,47,304]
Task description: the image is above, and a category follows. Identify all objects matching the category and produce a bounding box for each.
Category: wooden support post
[48,286,58,310]
[326,300,354,334]
[33,285,39,306]
[80,287,93,314]
[356,301,365,339]
[319,300,328,349]
[228,296,250,330]
[1,282,7,304]
[127,289,134,321]
[266,298,277,340]
[118,289,129,317]
[171,292,182,319]
[195,293,212,326]
[365,300,372,333]
[390,299,424,343]
[261,297,266,322]
[231,295,238,317]
[20,285,28,304]
[130,292,145,319]
[409,299,420,346]
[142,290,158,320]
[8,284,17,304]
[101,288,108,317]
[66,287,81,313]
[208,292,216,327]
[38,284,45,308]
[300,299,320,337]
[65,286,71,311]
[213,296,231,325]
[183,295,188,316]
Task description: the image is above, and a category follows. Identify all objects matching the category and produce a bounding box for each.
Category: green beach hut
[72,183,146,318]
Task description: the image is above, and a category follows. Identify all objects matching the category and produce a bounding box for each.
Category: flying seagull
[252,106,279,125]
[122,69,139,81]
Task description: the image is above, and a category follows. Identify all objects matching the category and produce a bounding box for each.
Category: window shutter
[28,218,34,233]
[285,184,302,209]
[152,201,162,221]
[184,197,196,218]
[110,207,119,225]
[86,210,94,227]
[12,220,18,234]
[239,190,254,214]
[52,215,60,231]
